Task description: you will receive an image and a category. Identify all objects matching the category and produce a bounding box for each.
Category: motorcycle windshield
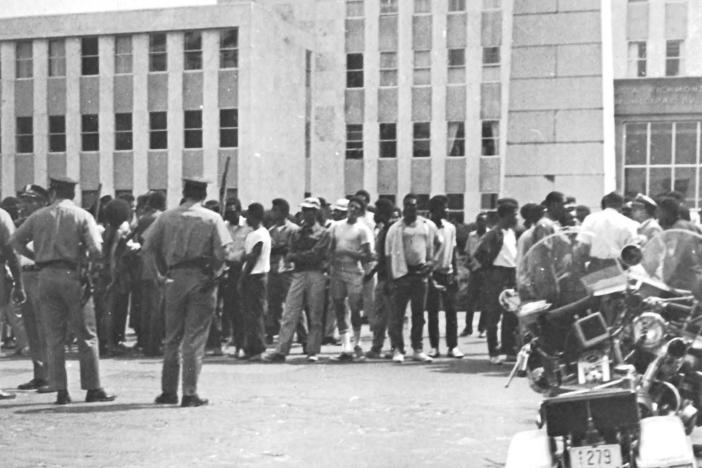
[517,227,627,307]
[636,228,702,299]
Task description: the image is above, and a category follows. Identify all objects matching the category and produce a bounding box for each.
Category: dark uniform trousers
[242,273,267,357]
[139,279,164,355]
[38,266,101,391]
[162,267,216,396]
[20,269,48,381]
[426,272,459,350]
[480,266,517,357]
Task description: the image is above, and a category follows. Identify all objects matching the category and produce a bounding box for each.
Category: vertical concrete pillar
[65,38,81,199]
[0,43,15,197]
[33,40,48,187]
[430,2,448,197]
[363,0,380,196]
[166,33,184,208]
[504,0,615,208]
[202,31,219,200]
[99,36,115,196]
[132,34,149,196]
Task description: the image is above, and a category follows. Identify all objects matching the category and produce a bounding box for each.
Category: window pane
[116,36,131,54]
[115,133,133,151]
[380,52,397,68]
[414,51,431,67]
[16,41,32,60]
[625,123,647,164]
[17,135,33,153]
[220,29,238,49]
[380,0,397,14]
[380,70,397,87]
[675,122,697,165]
[17,117,32,134]
[650,167,672,197]
[150,112,167,130]
[448,68,465,84]
[115,113,132,131]
[82,37,98,55]
[220,129,238,148]
[82,57,99,75]
[673,167,694,200]
[483,47,500,65]
[624,167,646,199]
[448,122,465,157]
[150,131,167,150]
[150,34,166,52]
[413,122,430,139]
[650,123,672,165]
[49,116,65,133]
[185,52,202,70]
[49,135,66,153]
[448,49,465,66]
[413,140,430,157]
[150,53,167,72]
[480,193,498,210]
[220,109,238,127]
[184,110,202,129]
[414,69,430,85]
[449,0,466,11]
[347,53,363,69]
[347,0,364,17]
[414,0,431,13]
[184,130,202,148]
[380,141,396,158]
[220,50,238,69]
[82,115,98,132]
[380,123,396,139]
[666,59,679,77]
[347,71,364,88]
[184,32,202,51]
[82,133,99,151]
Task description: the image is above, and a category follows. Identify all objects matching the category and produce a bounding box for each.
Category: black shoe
[37,385,56,394]
[18,378,48,390]
[322,337,341,346]
[265,334,274,345]
[181,394,209,407]
[154,392,179,404]
[459,327,473,337]
[0,390,16,400]
[335,352,354,362]
[55,390,71,405]
[85,388,117,403]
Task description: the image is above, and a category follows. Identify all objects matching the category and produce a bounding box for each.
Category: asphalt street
[0,315,546,468]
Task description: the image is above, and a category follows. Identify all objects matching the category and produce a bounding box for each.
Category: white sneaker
[412,350,433,363]
[448,347,464,359]
[307,354,318,362]
[489,355,504,365]
[392,349,405,363]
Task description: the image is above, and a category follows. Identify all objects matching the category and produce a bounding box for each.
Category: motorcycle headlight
[632,312,666,350]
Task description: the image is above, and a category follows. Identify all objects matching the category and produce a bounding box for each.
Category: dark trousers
[480,267,517,356]
[110,290,130,344]
[266,271,292,337]
[221,267,242,346]
[140,279,164,355]
[426,273,458,350]
[242,274,267,356]
[388,274,428,353]
[464,270,485,332]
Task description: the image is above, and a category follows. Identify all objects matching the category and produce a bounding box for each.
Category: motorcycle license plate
[569,445,622,468]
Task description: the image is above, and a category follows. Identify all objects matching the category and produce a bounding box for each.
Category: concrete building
[0,0,699,218]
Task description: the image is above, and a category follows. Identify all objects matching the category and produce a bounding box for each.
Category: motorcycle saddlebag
[542,388,639,438]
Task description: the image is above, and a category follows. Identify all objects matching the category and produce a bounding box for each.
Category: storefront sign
[615,78,702,116]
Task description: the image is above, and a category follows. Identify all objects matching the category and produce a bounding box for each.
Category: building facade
[0,0,699,218]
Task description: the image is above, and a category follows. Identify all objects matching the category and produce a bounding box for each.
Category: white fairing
[636,416,697,468]
[504,430,554,468]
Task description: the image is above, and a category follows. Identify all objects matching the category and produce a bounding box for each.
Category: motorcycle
[503,228,698,468]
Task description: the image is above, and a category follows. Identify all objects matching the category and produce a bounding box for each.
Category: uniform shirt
[433,220,457,274]
[142,200,232,271]
[494,228,517,268]
[269,219,299,273]
[638,217,663,242]
[11,199,101,263]
[245,226,271,274]
[576,208,638,260]
[330,219,373,273]
[289,221,330,271]
[226,217,252,264]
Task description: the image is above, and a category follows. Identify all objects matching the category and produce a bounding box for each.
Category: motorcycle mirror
[620,243,643,267]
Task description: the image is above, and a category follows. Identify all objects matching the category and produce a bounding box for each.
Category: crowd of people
[0,173,699,407]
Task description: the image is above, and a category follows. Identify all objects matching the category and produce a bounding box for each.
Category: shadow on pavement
[15,402,174,415]
[426,357,512,378]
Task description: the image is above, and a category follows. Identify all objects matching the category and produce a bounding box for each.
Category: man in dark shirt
[264,197,330,362]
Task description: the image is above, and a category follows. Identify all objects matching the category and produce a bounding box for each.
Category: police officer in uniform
[14,184,55,394]
[143,177,232,407]
[11,176,115,404]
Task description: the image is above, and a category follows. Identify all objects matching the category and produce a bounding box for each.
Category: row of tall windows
[627,40,683,77]
[345,121,497,159]
[14,29,238,79]
[14,110,238,153]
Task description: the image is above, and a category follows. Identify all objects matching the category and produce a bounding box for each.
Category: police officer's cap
[496,197,519,212]
[632,193,657,209]
[182,177,211,189]
[49,176,78,189]
[18,184,49,201]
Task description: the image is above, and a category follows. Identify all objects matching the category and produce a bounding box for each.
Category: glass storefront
[623,121,700,208]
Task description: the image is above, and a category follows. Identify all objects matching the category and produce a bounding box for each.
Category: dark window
[184,31,202,70]
[666,40,682,77]
[81,114,99,151]
[448,121,465,157]
[416,194,430,214]
[346,124,363,159]
[447,194,464,224]
[220,29,238,69]
[49,115,66,152]
[482,47,500,66]
[449,0,466,11]
[48,39,65,77]
[346,53,364,88]
[115,36,133,74]
[413,122,430,157]
[149,112,167,149]
[149,33,167,72]
[16,117,33,153]
[380,0,398,14]
[184,110,202,149]
[81,37,99,76]
[115,113,133,150]
[220,109,238,148]
[16,41,32,79]
[378,194,396,205]
[379,123,396,158]
[481,193,498,210]
[481,120,499,156]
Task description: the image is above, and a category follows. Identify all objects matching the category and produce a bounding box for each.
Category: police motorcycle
[503,228,697,468]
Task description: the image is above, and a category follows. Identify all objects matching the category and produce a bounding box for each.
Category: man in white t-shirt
[239,203,272,361]
[329,196,373,360]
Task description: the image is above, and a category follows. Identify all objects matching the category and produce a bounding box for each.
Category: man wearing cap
[329,196,373,360]
[143,177,232,407]
[14,185,54,393]
[10,176,112,405]
[321,198,348,345]
[533,191,568,243]
[575,192,638,272]
[473,198,519,364]
[264,197,330,362]
[631,193,662,242]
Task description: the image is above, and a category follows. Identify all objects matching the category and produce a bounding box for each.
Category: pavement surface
[0,315,543,468]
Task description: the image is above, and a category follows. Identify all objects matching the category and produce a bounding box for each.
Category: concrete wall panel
[507,111,555,144]
[114,75,133,112]
[446,14,467,48]
[379,15,398,51]
[80,76,99,113]
[15,156,33,189]
[183,72,203,110]
[411,87,431,122]
[666,1,688,39]
[80,152,100,189]
[47,78,66,115]
[411,159,431,193]
[147,73,168,111]
[14,80,33,117]
[445,158,466,193]
[558,0,600,12]
[510,46,556,78]
[378,88,398,122]
[412,16,432,50]
[555,109,603,142]
[182,149,203,178]
[218,149,237,189]
[514,0,557,15]
[479,157,501,192]
[148,151,167,189]
[481,11,502,46]
[345,19,364,52]
[506,142,606,175]
[510,77,603,110]
[377,158,397,194]
[345,89,364,123]
[513,12,600,46]
[446,86,466,121]
[627,2,649,40]
[218,70,238,108]
[557,44,602,77]
[113,152,133,189]
[344,159,363,195]
[47,154,66,179]
[480,83,501,119]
